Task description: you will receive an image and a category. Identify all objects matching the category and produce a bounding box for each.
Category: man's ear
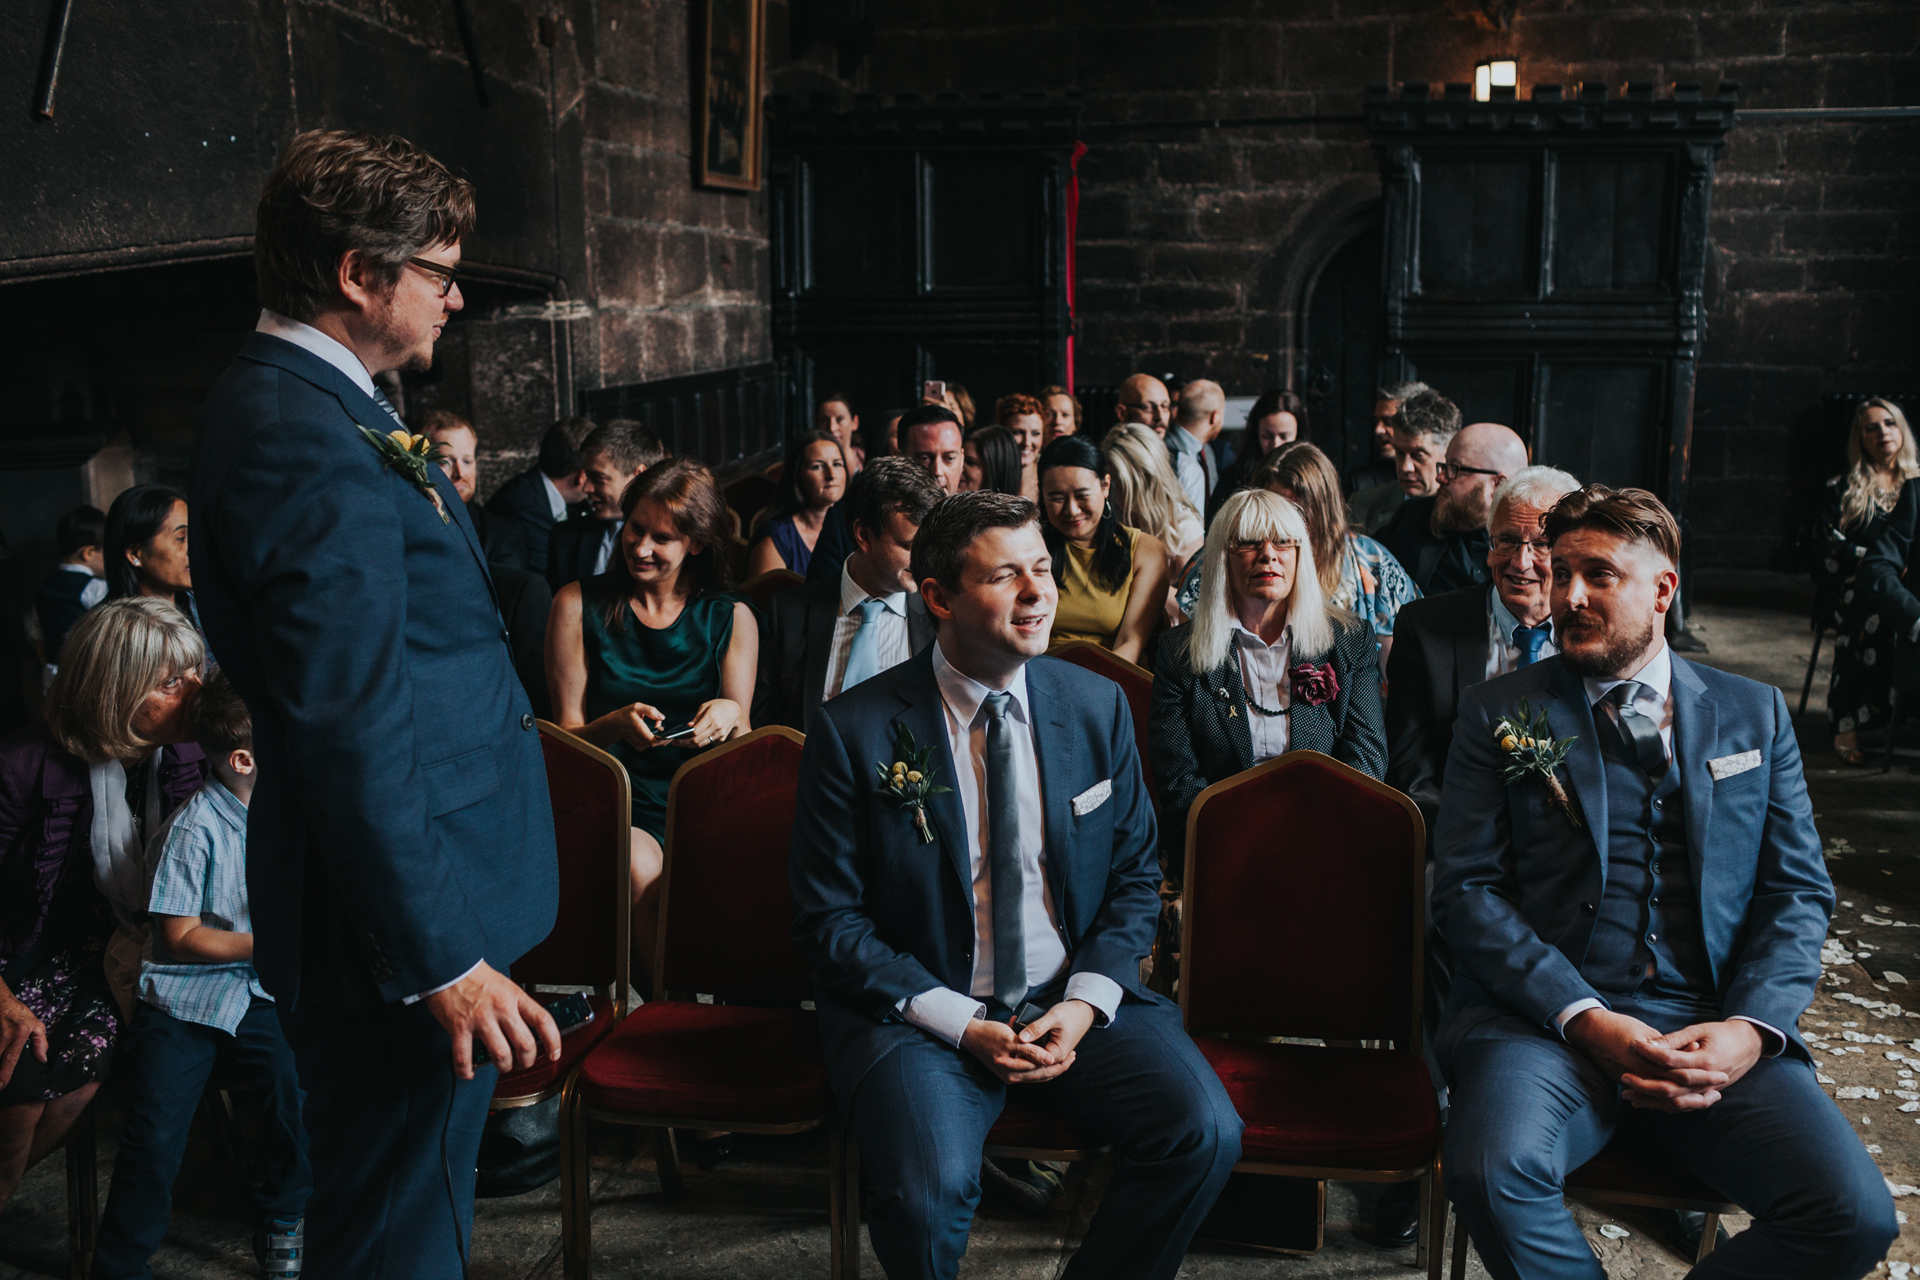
[228,748,256,776]
[850,520,874,558]
[335,248,384,315]
[920,577,954,622]
[1652,565,1681,615]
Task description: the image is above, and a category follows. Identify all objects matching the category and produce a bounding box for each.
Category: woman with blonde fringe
[1147,488,1385,882]
[1820,397,1918,764]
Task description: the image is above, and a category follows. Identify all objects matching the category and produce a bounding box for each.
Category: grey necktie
[371,386,406,428]
[981,692,1027,1011]
[1605,682,1668,778]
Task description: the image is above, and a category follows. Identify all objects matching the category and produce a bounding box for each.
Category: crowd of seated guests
[747,428,850,578]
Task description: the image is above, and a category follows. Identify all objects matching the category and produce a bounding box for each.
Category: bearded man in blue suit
[190,131,561,1279]
[790,491,1240,1280]
[1433,486,1893,1280]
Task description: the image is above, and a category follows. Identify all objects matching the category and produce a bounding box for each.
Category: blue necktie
[1514,622,1551,666]
[839,599,888,693]
[981,692,1027,1011]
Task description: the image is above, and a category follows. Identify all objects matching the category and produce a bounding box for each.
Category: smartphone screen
[923,380,946,403]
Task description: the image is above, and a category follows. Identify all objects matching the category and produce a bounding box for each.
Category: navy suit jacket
[1431,652,1831,1068]
[790,648,1165,1106]
[486,467,564,576]
[751,570,938,731]
[190,332,558,1008]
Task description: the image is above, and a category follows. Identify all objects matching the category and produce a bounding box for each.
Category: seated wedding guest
[901,404,966,494]
[1348,380,1427,531]
[1167,379,1226,516]
[92,670,310,1280]
[105,485,195,615]
[34,505,107,670]
[865,408,910,460]
[547,458,757,971]
[0,598,207,1214]
[1215,389,1307,509]
[486,415,594,574]
[753,458,943,730]
[817,392,864,475]
[1102,422,1203,600]
[1380,417,1522,597]
[423,408,533,570]
[1359,384,1455,537]
[1115,372,1172,438]
[1039,435,1170,665]
[1816,398,1915,764]
[1436,485,1894,1277]
[961,425,1022,496]
[995,394,1047,501]
[1149,488,1385,881]
[548,419,666,590]
[789,489,1241,1280]
[1039,384,1081,443]
[747,429,850,578]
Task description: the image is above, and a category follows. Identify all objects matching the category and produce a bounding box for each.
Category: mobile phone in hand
[657,722,698,743]
[1008,1001,1048,1034]
[923,379,946,403]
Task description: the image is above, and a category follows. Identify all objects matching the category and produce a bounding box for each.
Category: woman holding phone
[548,457,757,970]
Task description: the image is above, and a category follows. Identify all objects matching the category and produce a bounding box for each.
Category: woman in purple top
[0,598,207,1211]
[745,429,849,579]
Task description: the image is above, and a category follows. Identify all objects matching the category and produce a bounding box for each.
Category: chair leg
[1799,628,1823,716]
[65,1104,97,1280]
[1886,688,1901,774]
[652,1127,686,1196]
[1449,1203,1469,1280]
[1423,1164,1447,1280]
[559,1077,592,1280]
[1696,1211,1721,1263]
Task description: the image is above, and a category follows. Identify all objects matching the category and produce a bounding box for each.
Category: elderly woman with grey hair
[1148,488,1386,883]
[0,598,207,1211]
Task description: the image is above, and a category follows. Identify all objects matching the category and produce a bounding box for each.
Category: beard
[1433,484,1490,535]
[1557,611,1658,679]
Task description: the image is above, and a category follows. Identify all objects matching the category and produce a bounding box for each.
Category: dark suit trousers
[1443,997,1895,1280]
[849,996,1241,1280]
[280,995,496,1280]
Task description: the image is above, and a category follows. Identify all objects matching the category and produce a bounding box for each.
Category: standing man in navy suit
[191,131,561,1279]
[1433,486,1893,1280]
[790,491,1240,1280]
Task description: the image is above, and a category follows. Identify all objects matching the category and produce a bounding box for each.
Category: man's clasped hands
[1567,1008,1769,1112]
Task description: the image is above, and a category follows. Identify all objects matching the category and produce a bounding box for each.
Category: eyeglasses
[406,256,462,298]
[1489,533,1552,556]
[1436,461,1502,482]
[1228,538,1300,557]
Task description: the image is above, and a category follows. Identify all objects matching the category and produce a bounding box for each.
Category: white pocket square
[1071,779,1113,816]
[1708,750,1762,781]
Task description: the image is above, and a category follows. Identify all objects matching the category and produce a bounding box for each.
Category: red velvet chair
[1181,750,1444,1272]
[560,726,846,1279]
[738,567,805,617]
[489,724,635,1115]
[1047,640,1156,806]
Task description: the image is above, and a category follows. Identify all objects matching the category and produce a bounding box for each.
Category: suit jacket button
[1581,902,1595,915]
[521,713,535,731]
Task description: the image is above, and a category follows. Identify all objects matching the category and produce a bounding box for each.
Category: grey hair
[45,597,206,762]
[1186,488,1347,675]
[1377,379,1428,402]
[1489,465,1583,531]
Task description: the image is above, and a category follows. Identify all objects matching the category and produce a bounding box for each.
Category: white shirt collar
[932,639,1031,728]
[839,557,907,618]
[1228,618,1290,653]
[255,309,379,400]
[1582,640,1673,710]
[539,473,569,521]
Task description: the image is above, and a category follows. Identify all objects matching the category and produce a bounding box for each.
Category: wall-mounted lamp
[1474,59,1517,101]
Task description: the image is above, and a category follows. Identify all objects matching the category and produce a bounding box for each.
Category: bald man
[1116,373,1172,438]
[1168,378,1225,515]
[1379,422,1529,596]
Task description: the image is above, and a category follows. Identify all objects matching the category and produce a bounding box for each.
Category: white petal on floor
[1888,972,1910,985]
[1596,1224,1630,1240]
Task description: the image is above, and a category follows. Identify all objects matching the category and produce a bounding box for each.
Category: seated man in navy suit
[790,491,1240,1280]
[1433,486,1893,1280]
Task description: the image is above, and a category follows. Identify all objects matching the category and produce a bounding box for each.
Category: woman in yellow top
[1038,434,1169,665]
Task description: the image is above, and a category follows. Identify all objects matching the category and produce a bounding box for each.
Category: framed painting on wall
[696,0,764,191]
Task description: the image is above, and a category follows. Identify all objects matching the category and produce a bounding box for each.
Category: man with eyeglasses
[1380,420,1527,598]
[1115,372,1172,439]
[1374,463,1580,1248]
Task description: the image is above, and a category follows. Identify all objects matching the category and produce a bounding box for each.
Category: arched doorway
[1299,224,1384,486]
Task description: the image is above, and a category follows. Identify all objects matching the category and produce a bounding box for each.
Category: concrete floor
[2,589,1912,1279]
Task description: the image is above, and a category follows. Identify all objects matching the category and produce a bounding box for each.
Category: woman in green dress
[549,456,758,966]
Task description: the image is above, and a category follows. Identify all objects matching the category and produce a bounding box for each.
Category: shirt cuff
[899,987,987,1048]
[400,959,484,1006]
[1553,997,1607,1037]
[1730,1015,1788,1058]
[1910,618,1920,645]
[1064,973,1124,1027]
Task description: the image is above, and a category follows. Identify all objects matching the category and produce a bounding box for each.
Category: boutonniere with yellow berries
[358,425,450,523]
[1495,699,1581,829]
[875,724,952,845]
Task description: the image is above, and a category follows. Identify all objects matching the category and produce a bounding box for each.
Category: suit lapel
[803,577,838,707]
[890,654,972,900]
[1026,661,1076,920]
[1544,659,1608,871]
[1453,586,1492,702]
[1216,657,1256,772]
[1670,657,1717,926]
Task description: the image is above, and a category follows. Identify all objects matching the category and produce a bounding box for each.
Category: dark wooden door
[1302,226,1383,483]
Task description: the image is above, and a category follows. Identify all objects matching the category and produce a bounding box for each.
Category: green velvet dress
[579,574,738,842]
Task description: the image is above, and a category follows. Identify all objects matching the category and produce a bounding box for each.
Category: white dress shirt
[824,560,912,701]
[256,310,381,403]
[1231,620,1291,762]
[1486,589,1558,681]
[592,522,623,577]
[1552,642,1783,1055]
[899,643,1125,1047]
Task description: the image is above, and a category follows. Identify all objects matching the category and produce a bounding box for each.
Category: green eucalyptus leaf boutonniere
[359,425,451,523]
[875,724,952,844]
[1495,699,1582,829]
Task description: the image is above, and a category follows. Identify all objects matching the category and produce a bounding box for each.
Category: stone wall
[852,0,1920,569]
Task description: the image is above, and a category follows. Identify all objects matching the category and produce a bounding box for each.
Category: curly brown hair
[255,130,477,322]
[995,393,1045,428]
